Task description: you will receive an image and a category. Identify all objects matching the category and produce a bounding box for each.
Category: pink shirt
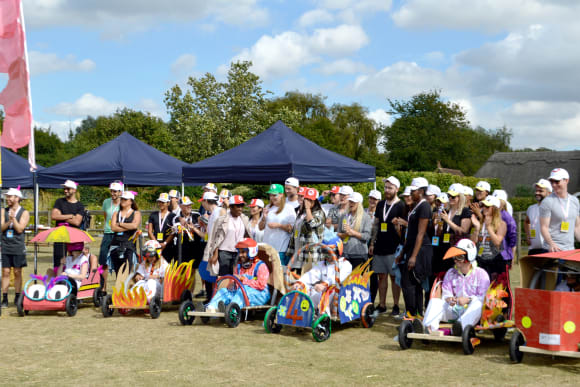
[441,265,490,304]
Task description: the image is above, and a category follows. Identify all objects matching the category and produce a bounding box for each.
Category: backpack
[80,209,92,231]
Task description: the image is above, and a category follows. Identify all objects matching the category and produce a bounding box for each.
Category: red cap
[330,186,340,194]
[297,186,307,196]
[229,195,246,205]
[304,188,319,201]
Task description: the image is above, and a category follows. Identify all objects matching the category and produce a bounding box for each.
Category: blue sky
[18,0,580,150]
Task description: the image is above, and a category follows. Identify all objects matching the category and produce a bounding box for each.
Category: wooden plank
[407,333,462,342]
[519,346,580,358]
[188,311,225,317]
[242,305,271,310]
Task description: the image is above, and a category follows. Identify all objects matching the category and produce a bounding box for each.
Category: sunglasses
[453,255,467,262]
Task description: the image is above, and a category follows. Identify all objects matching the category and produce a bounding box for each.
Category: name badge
[6,230,14,238]
[294,228,299,238]
[204,234,208,242]
[478,246,484,256]
[432,236,440,246]
[343,236,350,244]
[116,232,123,236]
[380,223,388,232]
[530,229,536,238]
[561,222,570,233]
[157,232,164,241]
[443,233,451,243]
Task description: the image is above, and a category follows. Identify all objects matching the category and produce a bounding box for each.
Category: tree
[67,108,176,158]
[164,61,301,163]
[16,127,67,167]
[382,90,511,175]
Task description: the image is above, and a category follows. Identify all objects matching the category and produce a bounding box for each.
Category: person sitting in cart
[555,262,580,292]
[292,234,352,313]
[131,240,169,302]
[205,238,270,313]
[422,239,490,335]
[51,242,96,294]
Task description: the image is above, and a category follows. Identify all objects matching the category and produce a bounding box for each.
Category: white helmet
[444,238,477,262]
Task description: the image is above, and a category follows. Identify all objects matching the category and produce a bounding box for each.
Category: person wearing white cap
[260,184,296,266]
[198,183,218,216]
[425,184,441,207]
[463,186,474,206]
[147,193,177,262]
[109,191,142,274]
[285,177,300,209]
[98,181,123,291]
[197,191,221,299]
[470,180,491,223]
[329,185,353,229]
[176,196,205,284]
[248,198,265,243]
[396,177,432,317]
[370,176,405,315]
[1,187,30,307]
[492,189,517,266]
[337,192,372,270]
[366,189,382,222]
[470,195,508,279]
[168,189,181,217]
[525,179,552,255]
[51,180,86,269]
[540,168,580,252]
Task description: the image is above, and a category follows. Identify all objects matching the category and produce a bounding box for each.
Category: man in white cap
[168,189,181,217]
[525,179,552,255]
[285,177,300,209]
[99,181,123,290]
[370,176,405,315]
[199,183,217,216]
[51,180,85,268]
[1,188,30,307]
[330,185,353,229]
[540,168,580,252]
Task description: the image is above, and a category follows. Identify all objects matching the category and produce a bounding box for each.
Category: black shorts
[2,254,27,268]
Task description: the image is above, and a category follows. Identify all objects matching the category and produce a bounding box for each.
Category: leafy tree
[382,90,511,175]
[16,127,67,167]
[164,61,301,163]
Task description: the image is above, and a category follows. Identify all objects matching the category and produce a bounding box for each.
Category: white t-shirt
[249,221,264,243]
[526,203,544,250]
[136,259,169,281]
[287,199,300,209]
[207,207,223,237]
[64,253,90,288]
[539,193,580,251]
[262,204,297,252]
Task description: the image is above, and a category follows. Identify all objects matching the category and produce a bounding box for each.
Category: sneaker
[1,299,7,308]
[394,312,406,321]
[390,305,400,316]
[14,293,20,305]
[376,306,387,314]
[452,321,463,337]
[194,290,206,298]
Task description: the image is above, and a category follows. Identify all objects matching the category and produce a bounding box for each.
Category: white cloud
[367,108,391,126]
[315,59,371,75]
[317,0,392,23]
[231,24,369,80]
[298,9,334,28]
[49,93,123,117]
[29,51,96,75]
[34,118,83,140]
[136,98,164,118]
[170,54,197,78]
[391,0,579,34]
[24,0,269,37]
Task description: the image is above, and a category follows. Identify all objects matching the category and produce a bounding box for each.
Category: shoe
[14,293,20,305]
[452,321,463,336]
[376,306,387,314]
[194,290,206,298]
[412,319,424,334]
[394,312,406,321]
[1,299,7,308]
[390,305,400,316]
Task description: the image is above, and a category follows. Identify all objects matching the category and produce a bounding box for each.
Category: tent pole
[33,173,38,275]
[181,182,184,198]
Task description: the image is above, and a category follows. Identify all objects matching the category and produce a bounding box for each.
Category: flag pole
[19,0,35,171]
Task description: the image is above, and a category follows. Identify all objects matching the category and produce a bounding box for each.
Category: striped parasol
[30,225,94,243]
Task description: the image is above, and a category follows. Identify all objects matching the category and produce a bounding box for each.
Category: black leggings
[400,246,432,316]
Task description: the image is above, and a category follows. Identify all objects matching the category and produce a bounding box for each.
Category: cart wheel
[16,292,25,317]
[361,303,376,328]
[180,289,192,303]
[65,294,78,317]
[225,303,241,328]
[398,319,414,350]
[178,300,195,326]
[93,284,104,307]
[264,307,282,334]
[101,294,114,317]
[462,325,476,355]
[493,327,507,342]
[149,296,162,319]
[509,330,526,363]
[312,314,331,342]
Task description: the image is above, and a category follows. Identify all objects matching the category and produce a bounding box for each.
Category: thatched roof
[435,161,464,176]
[475,151,580,196]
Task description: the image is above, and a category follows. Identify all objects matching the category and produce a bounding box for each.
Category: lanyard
[445,208,457,232]
[118,208,132,224]
[407,199,426,223]
[158,211,169,232]
[382,198,400,223]
[558,195,571,219]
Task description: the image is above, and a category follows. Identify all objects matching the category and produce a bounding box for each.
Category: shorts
[2,254,27,268]
[99,233,115,266]
[372,254,396,275]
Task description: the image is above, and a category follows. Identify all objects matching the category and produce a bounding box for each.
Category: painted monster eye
[26,284,46,300]
[46,284,70,301]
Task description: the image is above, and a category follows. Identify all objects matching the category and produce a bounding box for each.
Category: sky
[13,0,580,150]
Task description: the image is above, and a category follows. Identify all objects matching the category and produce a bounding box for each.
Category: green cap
[266,183,284,194]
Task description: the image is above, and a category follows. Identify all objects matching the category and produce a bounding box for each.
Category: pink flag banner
[0,0,35,168]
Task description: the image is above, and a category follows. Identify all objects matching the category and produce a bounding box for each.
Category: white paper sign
[539,333,560,346]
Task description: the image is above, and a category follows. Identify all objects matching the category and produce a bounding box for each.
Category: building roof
[475,151,580,196]
[435,161,464,176]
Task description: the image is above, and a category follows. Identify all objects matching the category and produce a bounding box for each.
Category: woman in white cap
[248,198,265,243]
[110,191,142,274]
[99,181,123,291]
[1,187,30,308]
[470,195,507,279]
[329,185,353,230]
[337,192,372,269]
[287,188,326,272]
[366,189,382,223]
[492,189,517,268]
[147,193,177,262]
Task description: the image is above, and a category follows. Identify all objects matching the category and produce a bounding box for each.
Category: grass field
[1,244,579,386]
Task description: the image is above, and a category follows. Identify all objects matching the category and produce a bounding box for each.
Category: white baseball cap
[426,184,441,196]
[5,187,23,198]
[437,193,449,204]
[285,177,299,187]
[180,196,193,205]
[199,191,218,202]
[157,193,170,203]
[475,181,491,192]
[447,183,464,197]
[492,189,508,203]
[463,186,474,196]
[348,192,363,203]
[109,181,124,191]
[383,176,401,189]
[401,186,412,196]
[410,177,428,191]
[61,180,78,189]
[203,183,217,192]
[481,195,501,208]
[168,189,180,198]
[549,168,569,181]
[368,189,382,200]
[534,178,553,192]
[121,191,135,200]
[339,185,354,196]
[249,198,265,208]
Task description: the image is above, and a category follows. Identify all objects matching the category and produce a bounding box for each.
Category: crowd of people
[1,169,579,324]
